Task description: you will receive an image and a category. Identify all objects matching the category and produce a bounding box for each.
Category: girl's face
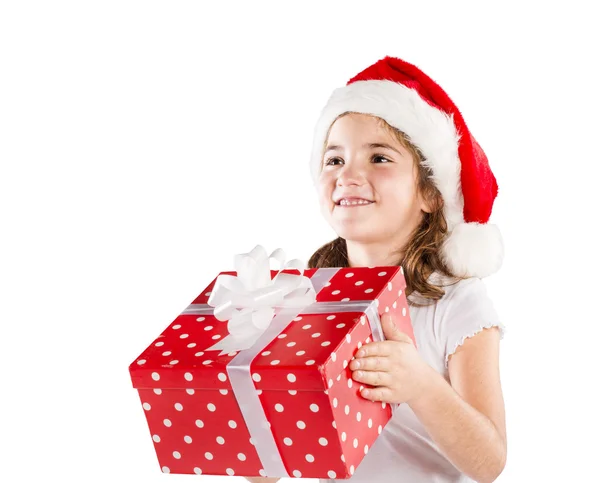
[318,113,430,247]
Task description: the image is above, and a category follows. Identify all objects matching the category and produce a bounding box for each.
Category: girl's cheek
[378,172,414,192]
[317,176,335,196]
[317,187,333,210]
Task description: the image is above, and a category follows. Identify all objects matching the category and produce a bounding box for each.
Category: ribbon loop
[206,246,316,354]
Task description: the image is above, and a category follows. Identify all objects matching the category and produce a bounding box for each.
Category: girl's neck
[345,240,403,268]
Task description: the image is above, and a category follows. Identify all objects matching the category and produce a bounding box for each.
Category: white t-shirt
[319,273,506,483]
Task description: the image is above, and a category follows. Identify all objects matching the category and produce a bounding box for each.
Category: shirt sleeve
[438,277,506,368]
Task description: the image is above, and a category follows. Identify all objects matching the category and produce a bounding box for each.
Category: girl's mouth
[336,198,374,207]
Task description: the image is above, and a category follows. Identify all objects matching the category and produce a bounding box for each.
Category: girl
[248,56,506,483]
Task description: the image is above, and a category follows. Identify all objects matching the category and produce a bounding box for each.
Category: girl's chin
[333,224,379,242]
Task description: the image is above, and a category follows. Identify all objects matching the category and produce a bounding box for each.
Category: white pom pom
[442,223,504,278]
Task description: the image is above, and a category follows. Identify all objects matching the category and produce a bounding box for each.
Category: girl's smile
[335,197,374,206]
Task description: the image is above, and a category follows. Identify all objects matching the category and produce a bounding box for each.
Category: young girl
[248,56,506,483]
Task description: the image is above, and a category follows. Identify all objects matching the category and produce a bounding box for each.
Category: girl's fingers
[355,341,394,358]
[350,356,390,372]
[361,386,394,402]
[352,370,391,387]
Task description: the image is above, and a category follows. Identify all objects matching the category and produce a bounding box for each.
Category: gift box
[129,249,414,479]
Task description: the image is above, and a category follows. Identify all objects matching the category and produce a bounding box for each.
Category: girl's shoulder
[437,274,487,302]
[421,273,504,368]
[435,275,498,321]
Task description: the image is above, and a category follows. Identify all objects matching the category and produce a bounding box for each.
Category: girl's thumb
[381,313,399,339]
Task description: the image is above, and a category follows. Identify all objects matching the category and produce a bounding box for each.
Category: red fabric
[347,56,498,224]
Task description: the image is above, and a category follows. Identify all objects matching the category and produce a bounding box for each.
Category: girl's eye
[372,155,391,163]
[324,155,391,166]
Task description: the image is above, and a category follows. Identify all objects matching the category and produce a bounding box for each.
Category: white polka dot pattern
[129,266,411,478]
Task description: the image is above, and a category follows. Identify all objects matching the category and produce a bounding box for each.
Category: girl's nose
[337,162,366,187]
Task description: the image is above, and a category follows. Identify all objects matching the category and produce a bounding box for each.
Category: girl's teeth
[340,199,371,206]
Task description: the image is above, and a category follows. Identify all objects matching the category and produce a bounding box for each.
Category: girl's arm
[245,478,280,483]
[409,327,507,483]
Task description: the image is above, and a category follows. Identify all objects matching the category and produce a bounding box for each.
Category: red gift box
[129,265,414,479]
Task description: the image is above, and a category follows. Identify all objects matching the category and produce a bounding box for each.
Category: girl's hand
[350,313,438,405]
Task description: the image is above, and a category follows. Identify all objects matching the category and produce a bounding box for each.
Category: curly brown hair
[308,113,466,305]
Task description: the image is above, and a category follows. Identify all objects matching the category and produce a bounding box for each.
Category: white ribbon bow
[205,245,317,354]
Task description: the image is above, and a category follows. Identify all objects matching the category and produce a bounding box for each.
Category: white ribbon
[205,245,317,354]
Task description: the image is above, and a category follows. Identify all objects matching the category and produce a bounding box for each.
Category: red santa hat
[310,55,503,278]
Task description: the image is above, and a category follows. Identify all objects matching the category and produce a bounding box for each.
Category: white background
[2,1,599,482]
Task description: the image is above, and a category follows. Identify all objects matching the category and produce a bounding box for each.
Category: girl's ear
[419,190,442,214]
[420,196,434,214]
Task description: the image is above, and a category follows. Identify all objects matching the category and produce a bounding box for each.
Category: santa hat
[309,55,503,278]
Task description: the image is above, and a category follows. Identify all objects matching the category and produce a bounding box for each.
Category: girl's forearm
[408,371,506,483]
[245,478,280,483]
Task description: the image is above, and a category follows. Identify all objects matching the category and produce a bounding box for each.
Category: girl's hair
[308,113,467,305]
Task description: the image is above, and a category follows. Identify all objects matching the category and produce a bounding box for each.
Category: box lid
[129,266,410,391]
